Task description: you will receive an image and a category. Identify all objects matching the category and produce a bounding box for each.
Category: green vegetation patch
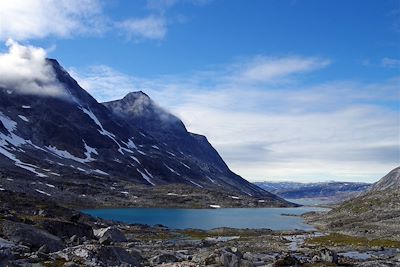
[307,233,400,248]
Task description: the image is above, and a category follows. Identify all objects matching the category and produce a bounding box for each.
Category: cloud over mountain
[0,39,66,97]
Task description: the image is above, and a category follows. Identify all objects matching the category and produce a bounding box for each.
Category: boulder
[0,220,64,252]
[0,248,14,266]
[220,250,240,267]
[56,244,142,267]
[319,248,338,264]
[273,254,299,266]
[38,220,94,239]
[94,226,127,243]
[97,246,141,266]
[150,253,179,265]
[209,247,252,267]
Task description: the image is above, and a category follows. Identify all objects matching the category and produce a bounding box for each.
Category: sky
[0,0,399,183]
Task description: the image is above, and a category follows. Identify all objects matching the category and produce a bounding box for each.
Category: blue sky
[0,0,399,182]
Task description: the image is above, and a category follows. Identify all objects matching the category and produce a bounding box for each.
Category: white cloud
[235,56,331,84]
[116,16,167,41]
[69,56,399,183]
[0,0,209,42]
[382,57,400,68]
[0,0,104,41]
[0,39,66,97]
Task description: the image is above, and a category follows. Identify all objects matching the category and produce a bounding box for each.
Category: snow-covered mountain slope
[0,58,288,205]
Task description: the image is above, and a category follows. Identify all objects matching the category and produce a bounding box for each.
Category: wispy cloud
[0,0,105,40]
[70,56,400,182]
[0,0,206,42]
[116,15,167,41]
[381,57,400,68]
[234,56,331,84]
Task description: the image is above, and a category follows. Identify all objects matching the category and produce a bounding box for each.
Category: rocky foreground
[0,191,399,267]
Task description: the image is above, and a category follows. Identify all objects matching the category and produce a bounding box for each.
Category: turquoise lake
[82,206,328,230]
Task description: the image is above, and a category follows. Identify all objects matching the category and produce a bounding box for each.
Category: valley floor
[0,191,399,266]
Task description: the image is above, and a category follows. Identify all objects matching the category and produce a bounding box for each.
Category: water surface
[83,206,327,230]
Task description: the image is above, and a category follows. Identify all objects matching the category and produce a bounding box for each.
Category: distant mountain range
[306,166,400,239]
[254,181,370,200]
[0,58,291,207]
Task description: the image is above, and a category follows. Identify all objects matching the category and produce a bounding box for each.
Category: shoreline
[1,190,399,266]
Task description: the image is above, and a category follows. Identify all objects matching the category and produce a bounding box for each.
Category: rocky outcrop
[0,220,64,252]
[38,219,94,239]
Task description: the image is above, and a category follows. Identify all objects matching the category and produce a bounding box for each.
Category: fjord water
[83,206,327,230]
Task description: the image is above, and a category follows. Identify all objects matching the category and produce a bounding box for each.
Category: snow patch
[130,156,140,164]
[91,169,109,176]
[164,163,180,176]
[166,151,176,157]
[137,168,155,186]
[46,145,91,163]
[189,180,203,188]
[137,150,147,156]
[122,138,137,150]
[80,107,126,155]
[181,162,191,169]
[206,176,216,184]
[83,141,98,161]
[18,115,29,122]
[35,189,51,196]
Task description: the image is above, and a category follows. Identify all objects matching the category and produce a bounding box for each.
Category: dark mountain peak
[123,91,150,100]
[103,92,184,133]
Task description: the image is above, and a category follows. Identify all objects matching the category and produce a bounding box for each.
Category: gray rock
[39,220,94,239]
[220,251,239,267]
[0,248,14,266]
[273,254,299,266]
[70,235,78,244]
[150,253,179,265]
[94,226,127,243]
[240,259,256,267]
[97,246,141,266]
[319,248,338,264]
[0,220,64,252]
[38,245,48,254]
[0,237,15,249]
